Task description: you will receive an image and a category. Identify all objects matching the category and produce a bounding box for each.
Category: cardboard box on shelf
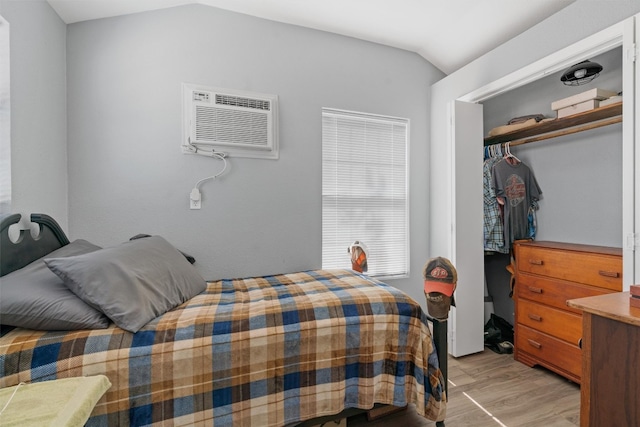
[600,95,622,107]
[556,99,600,118]
[551,88,617,111]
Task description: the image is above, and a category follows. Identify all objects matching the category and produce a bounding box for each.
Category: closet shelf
[483,102,622,147]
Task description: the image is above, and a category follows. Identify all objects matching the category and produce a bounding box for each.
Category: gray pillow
[45,236,207,333]
[0,239,110,330]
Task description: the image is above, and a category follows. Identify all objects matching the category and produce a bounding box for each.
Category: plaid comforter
[0,269,446,426]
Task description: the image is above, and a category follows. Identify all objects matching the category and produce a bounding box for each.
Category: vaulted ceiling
[46,0,575,75]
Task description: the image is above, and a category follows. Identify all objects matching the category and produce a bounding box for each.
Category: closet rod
[506,115,622,147]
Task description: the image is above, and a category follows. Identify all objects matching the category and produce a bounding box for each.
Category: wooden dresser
[568,292,640,427]
[513,241,622,383]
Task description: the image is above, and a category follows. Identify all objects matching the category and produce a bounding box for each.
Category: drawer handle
[527,286,543,294]
[598,270,620,278]
[528,314,542,322]
[528,259,544,266]
[527,339,542,349]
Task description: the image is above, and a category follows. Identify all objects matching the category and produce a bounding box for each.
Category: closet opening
[481,47,623,328]
[447,16,635,358]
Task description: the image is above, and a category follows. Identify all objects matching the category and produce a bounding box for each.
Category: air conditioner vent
[215,94,271,111]
[183,83,279,160]
[195,105,269,147]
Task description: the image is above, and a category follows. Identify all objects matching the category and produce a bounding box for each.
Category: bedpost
[432,318,448,396]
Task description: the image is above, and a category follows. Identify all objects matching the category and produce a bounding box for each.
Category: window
[322,108,409,279]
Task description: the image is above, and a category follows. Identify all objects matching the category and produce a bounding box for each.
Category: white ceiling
[46,0,575,75]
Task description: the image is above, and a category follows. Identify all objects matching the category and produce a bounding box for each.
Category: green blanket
[0,375,111,427]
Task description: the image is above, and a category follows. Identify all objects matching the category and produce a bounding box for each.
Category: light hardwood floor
[348,349,580,427]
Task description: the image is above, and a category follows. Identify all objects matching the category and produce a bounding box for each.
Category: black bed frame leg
[432,319,448,396]
[432,318,447,427]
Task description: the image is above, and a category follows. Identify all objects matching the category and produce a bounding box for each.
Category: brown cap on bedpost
[423,257,457,320]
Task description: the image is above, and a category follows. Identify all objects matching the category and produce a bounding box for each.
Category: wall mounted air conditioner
[182,83,279,159]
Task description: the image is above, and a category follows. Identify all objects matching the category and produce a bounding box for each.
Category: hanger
[489,144,498,158]
[504,142,520,164]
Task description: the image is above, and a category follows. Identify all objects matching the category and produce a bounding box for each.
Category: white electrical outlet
[190,188,201,210]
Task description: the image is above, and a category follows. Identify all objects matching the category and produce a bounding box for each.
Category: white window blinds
[322,108,409,279]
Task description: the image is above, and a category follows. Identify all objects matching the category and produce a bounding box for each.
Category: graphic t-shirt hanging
[491,159,542,247]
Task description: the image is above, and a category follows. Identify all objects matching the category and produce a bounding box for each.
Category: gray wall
[65,4,444,306]
[0,0,68,230]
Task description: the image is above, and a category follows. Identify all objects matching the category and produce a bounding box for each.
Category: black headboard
[0,213,70,277]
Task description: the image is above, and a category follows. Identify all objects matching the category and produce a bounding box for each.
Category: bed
[0,213,447,426]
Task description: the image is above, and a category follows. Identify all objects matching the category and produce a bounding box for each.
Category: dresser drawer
[517,273,616,314]
[517,245,622,291]
[517,299,582,345]
[516,324,582,380]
